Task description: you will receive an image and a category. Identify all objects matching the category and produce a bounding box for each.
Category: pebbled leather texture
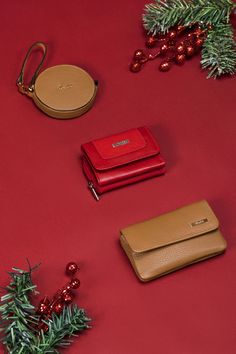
[81,126,166,195]
[120,200,227,282]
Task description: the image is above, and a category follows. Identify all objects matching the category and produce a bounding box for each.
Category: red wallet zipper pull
[88,181,100,201]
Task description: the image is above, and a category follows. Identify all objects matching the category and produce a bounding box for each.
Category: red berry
[41,324,49,332]
[70,278,81,289]
[133,49,146,62]
[66,262,79,276]
[176,44,185,55]
[54,302,63,314]
[187,32,195,41]
[195,38,203,50]
[63,292,73,304]
[61,288,69,296]
[159,61,171,72]
[168,30,177,41]
[160,43,169,54]
[175,54,186,65]
[37,303,49,315]
[146,35,157,48]
[186,46,195,57]
[37,297,50,315]
[130,61,142,73]
[177,25,185,33]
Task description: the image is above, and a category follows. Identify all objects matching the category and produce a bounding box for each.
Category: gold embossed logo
[58,84,73,90]
[191,218,208,227]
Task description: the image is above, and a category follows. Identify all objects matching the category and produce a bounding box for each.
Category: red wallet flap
[81,127,160,171]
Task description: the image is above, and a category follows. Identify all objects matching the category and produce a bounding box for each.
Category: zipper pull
[88,181,100,201]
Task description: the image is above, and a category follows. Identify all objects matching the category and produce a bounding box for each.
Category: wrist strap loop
[16,42,47,96]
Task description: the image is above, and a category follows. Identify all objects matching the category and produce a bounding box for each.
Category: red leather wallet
[81,127,166,200]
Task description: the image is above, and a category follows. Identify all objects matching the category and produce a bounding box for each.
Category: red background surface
[1,1,236,353]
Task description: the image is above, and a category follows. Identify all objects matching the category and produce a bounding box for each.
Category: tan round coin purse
[17,42,98,119]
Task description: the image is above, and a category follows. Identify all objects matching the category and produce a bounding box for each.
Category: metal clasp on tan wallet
[88,181,100,201]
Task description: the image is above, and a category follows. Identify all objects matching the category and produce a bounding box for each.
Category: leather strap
[16,41,47,96]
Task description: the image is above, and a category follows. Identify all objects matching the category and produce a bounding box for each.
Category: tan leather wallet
[120,200,227,282]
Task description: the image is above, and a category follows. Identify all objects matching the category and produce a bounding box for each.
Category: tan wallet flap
[120,200,219,254]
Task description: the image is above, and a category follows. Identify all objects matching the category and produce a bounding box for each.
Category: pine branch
[201,23,236,78]
[0,266,40,354]
[143,0,193,33]
[0,265,91,353]
[33,305,91,353]
[143,0,234,34]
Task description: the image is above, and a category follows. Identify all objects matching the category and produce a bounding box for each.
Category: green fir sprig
[33,306,91,353]
[0,265,91,354]
[201,23,236,78]
[143,0,236,78]
[0,265,39,353]
[143,0,234,33]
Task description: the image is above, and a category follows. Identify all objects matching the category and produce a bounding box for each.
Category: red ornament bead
[70,278,80,289]
[41,324,49,332]
[186,45,195,57]
[159,60,171,72]
[65,283,72,290]
[176,44,185,55]
[168,30,177,41]
[61,288,69,296]
[54,302,64,314]
[66,262,79,276]
[38,303,49,315]
[195,38,203,50]
[37,297,50,315]
[130,61,142,73]
[195,26,204,37]
[187,32,195,42]
[175,54,186,65]
[160,43,169,54]
[177,25,185,33]
[146,35,157,48]
[133,49,146,62]
[63,291,73,304]
[148,53,155,60]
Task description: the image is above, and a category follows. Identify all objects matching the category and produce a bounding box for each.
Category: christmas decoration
[130,24,206,74]
[159,60,171,71]
[146,34,158,47]
[141,0,236,78]
[0,262,90,353]
[66,261,79,275]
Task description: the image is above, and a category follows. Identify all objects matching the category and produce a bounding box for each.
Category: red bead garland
[37,262,80,331]
[129,24,207,74]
